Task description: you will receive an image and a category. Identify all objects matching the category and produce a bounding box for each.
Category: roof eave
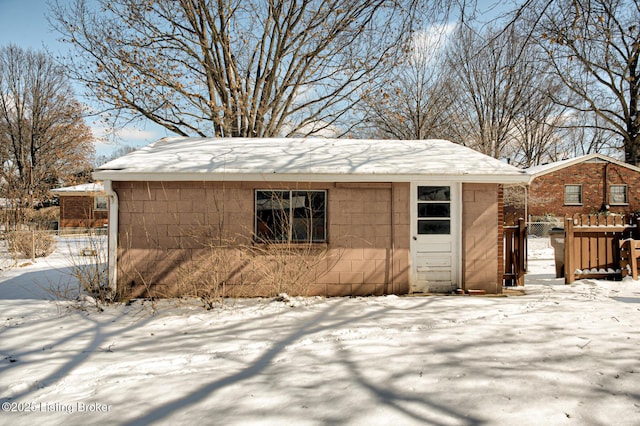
[527,153,640,177]
[51,189,106,196]
[93,170,530,185]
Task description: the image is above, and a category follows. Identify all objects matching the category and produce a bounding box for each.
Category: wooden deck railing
[619,239,640,280]
[564,214,640,284]
[504,215,526,286]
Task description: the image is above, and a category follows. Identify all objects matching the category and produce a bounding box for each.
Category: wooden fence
[504,214,527,286]
[564,214,640,284]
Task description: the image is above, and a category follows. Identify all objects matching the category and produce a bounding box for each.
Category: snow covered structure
[93,137,529,298]
[51,183,108,229]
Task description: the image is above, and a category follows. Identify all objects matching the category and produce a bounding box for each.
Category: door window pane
[418,186,450,201]
[418,203,450,218]
[418,220,450,234]
[417,186,451,235]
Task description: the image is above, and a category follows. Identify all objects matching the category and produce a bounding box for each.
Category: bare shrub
[248,238,334,298]
[64,232,112,304]
[174,236,237,309]
[169,223,340,305]
[7,230,56,258]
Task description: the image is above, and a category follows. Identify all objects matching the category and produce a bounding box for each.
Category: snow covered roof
[51,183,105,195]
[525,153,640,177]
[94,137,529,184]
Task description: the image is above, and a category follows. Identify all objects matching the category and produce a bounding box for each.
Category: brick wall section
[59,195,108,228]
[529,161,640,217]
[461,183,501,294]
[113,181,410,298]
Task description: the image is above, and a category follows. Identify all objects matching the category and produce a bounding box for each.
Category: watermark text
[2,401,111,414]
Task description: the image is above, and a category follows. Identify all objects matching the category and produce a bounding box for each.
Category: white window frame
[254,189,327,243]
[94,195,108,211]
[609,184,628,205]
[564,184,582,205]
[416,186,451,235]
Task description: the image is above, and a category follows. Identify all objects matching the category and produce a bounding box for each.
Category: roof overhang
[92,171,531,185]
[51,183,105,196]
[51,191,105,197]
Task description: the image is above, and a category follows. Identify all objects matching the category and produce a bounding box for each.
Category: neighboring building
[93,137,529,298]
[525,153,640,218]
[51,183,108,229]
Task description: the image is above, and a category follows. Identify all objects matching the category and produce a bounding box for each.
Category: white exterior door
[410,183,460,293]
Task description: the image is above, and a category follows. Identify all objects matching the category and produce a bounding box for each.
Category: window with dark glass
[610,185,628,205]
[564,185,582,205]
[417,186,450,234]
[255,190,326,242]
[94,196,108,211]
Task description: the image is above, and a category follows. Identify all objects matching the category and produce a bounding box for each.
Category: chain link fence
[527,217,564,237]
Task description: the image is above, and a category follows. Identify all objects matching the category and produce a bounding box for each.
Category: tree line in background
[359,0,639,167]
[0,45,94,229]
[1,0,638,228]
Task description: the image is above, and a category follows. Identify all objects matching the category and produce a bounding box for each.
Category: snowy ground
[1,236,639,425]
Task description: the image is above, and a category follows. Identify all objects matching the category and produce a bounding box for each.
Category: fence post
[564,217,574,284]
[517,218,526,286]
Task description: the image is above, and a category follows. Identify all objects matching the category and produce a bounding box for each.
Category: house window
[610,185,628,205]
[255,190,326,242]
[94,196,108,211]
[417,186,450,234]
[564,185,582,205]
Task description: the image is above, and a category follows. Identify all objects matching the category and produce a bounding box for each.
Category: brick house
[51,183,109,229]
[525,153,640,218]
[93,137,529,298]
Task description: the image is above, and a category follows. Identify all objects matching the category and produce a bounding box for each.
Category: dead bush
[168,223,246,307]
[248,239,332,297]
[65,233,112,304]
[7,230,56,258]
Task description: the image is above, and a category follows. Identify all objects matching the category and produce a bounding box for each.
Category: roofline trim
[527,153,640,177]
[92,171,531,184]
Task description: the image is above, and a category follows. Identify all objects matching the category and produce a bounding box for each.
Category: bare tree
[530,0,640,164]
[562,112,620,157]
[359,24,453,140]
[51,0,451,139]
[0,45,94,224]
[507,65,572,167]
[442,25,529,159]
[440,24,570,165]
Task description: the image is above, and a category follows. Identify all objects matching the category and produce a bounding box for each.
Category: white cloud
[411,22,457,64]
[90,119,166,157]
